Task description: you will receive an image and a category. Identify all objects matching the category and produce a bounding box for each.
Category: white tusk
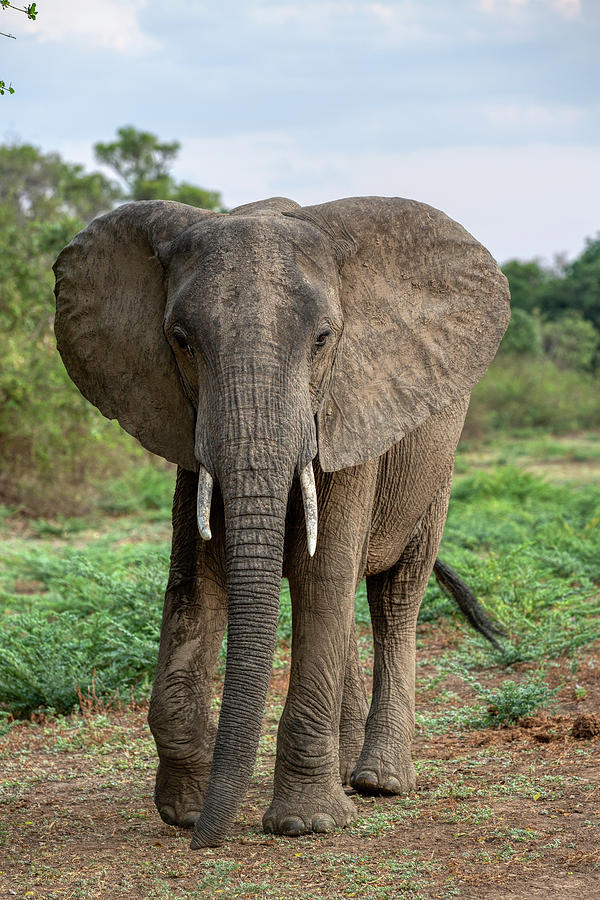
[299,462,318,557]
[196,465,213,541]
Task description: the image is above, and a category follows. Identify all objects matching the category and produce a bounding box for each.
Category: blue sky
[3,0,599,263]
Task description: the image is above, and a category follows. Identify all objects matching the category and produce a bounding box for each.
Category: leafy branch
[1,1,38,95]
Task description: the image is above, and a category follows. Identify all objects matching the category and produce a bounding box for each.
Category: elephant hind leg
[351,477,451,796]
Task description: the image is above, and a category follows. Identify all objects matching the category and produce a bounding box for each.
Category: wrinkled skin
[54,196,510,847]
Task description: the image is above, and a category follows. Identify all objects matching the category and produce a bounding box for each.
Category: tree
[94,125,223,210]
[499,308,542,356]
[541,313,599,373]
[1,2,38,95]
[537,235,600,333]
[94,126,180,200]
[0,143,122,223]
[501,259,552,313]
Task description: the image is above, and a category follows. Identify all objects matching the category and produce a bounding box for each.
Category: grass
[0,433,599,720]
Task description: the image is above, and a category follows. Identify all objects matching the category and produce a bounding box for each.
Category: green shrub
[541,313,599,373]
[448,667,559,727]
[464,356,600,437]
[499,309,542,356]
[0,550,168,715]
[418,668,559,733]
[421,467,600,663]
[97,463,176,516]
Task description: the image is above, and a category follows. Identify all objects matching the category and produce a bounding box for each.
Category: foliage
[541,312,599,373]
[464,355,600,437]
[1,1,38,93]
[502,239,600,369]
[445,666,559,728]
[499,308,541,356]
[501,259,552,314]
[0,152,142,514]
[0,143,122,223]
[538,236,600,333]
[0,545,168,715]
[94,125,223,210]
[420,465,600,665]
[97,463,176,516]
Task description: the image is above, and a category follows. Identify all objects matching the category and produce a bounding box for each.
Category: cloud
[485,102,585,130]
[251,0,437,40]
[478,0,581,17]
[24,0,160,54]
[251,2,355,26]
[171,134,600,262]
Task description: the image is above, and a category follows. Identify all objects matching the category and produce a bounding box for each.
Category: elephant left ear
[286,197,510,472]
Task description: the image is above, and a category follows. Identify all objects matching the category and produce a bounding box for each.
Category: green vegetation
[94,125,223,210]
[0,132,221,515]
[1,437,599,721]
[1,130,599,519]
[1,1,38,95]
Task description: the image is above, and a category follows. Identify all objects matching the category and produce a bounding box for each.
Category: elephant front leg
[148,468,227,828]
[264,465,376,836]
[351,479,451,796]
[263,571,358,836]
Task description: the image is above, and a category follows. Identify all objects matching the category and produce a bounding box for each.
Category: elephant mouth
[196,459,318,557]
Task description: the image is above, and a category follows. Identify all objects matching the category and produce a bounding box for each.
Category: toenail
[159,805,176,825]
[312,814,336,833]
[281,816,305,836]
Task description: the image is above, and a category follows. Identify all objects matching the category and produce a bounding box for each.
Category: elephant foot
[350,751,416,796]
[262,783,357,836]
[339,727,366,786]
[154,759,210,828]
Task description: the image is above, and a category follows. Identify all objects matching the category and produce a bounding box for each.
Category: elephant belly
[365,399,468,576]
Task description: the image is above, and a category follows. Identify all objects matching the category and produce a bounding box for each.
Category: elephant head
[53,195,509,845]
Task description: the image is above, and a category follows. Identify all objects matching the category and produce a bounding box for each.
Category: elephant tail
[432,559,507,651]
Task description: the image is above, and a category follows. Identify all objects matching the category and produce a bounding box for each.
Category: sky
[2,0,599,264]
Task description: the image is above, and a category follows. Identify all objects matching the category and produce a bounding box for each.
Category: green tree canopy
[94,125,223,210]
[94,126,180,199]
[0,143,122,223]
[501,259,552,313]
[499,308,542,357]
[1,2,38,95]
[502,239,600,359]
[537,236,600,333]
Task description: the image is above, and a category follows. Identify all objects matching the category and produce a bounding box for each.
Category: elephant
[53,195,510,848]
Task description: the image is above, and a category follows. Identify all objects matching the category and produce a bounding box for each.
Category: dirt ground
[1,619,599,900]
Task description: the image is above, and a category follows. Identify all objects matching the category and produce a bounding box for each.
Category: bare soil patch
[1,622,599,899]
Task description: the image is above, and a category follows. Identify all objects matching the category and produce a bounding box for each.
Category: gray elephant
[53,196,509,848]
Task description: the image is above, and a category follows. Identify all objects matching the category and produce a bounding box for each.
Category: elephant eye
[315,328,332,347]
[173,325,191,353]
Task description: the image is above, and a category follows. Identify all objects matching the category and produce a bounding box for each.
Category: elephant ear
[286,197,510,471]
[54,200,218,470]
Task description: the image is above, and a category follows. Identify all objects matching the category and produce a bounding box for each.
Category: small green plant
[446,665,559,727]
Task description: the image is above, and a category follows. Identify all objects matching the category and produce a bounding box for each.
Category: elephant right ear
[54,200,219,470]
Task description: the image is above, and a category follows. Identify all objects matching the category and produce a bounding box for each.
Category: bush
[421,467,600,664]
[0,550,168,715]
[541,313,599,373]
[499,309,542,356]
[464,356,600,437]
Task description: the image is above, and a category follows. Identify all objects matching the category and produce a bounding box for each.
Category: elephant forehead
[167,215,340,321]
[172,214,337,279]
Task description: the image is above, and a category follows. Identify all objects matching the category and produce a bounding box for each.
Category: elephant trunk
[192,432,296,849]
